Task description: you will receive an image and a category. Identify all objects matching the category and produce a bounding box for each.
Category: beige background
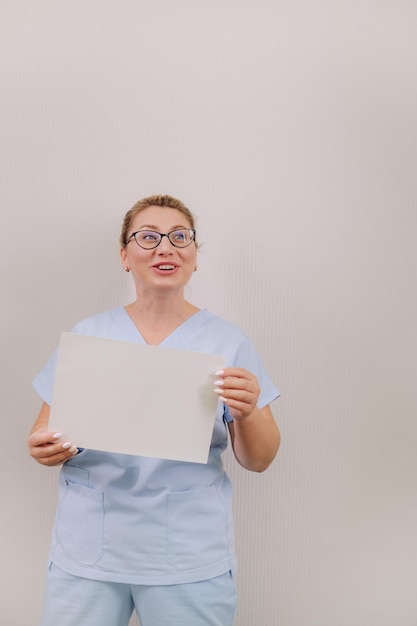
[1,1,417,625]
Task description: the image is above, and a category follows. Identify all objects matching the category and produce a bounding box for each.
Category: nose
[157,234,174,253]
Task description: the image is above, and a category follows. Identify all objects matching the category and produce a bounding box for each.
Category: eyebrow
[135,224,190,231]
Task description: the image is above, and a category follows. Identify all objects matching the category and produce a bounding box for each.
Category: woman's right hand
[28,429,78,466]
[28,401,78,466]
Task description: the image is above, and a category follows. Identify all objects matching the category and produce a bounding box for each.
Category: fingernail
[52,433,63,439]
[220,396,228,403]
[214,379,224,386]
[69,446,78,455]
[213,388,223,394]
[62,442,72,449]
[214,370,224,376]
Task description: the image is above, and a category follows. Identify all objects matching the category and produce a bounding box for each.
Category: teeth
[157,265,175,270]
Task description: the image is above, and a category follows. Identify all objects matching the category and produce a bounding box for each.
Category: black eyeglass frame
[125,228,196,249]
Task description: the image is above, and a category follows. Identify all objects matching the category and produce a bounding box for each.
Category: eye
[171,230,188,242]
[137,231,159,242]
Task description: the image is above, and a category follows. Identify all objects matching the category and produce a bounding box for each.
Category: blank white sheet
[49,332,225,463]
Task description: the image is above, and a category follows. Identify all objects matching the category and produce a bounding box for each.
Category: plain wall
[1,2,417,624]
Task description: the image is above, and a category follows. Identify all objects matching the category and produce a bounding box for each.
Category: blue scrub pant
[40,563,236,626]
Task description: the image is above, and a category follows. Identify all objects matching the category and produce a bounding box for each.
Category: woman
[28,194,280,626]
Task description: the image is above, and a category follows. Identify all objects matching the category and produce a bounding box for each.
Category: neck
[126,292,199,334]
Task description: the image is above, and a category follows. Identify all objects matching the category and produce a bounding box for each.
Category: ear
[120,247,130,272]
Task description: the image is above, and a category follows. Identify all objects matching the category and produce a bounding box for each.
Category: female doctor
[28,194,281,626]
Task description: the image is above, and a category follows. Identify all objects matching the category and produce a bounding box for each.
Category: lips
[153,264,177,270]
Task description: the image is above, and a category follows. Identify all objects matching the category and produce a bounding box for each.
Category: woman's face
[120,206,197,297]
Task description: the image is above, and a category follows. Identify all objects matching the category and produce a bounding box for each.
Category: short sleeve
[223,336,280,423]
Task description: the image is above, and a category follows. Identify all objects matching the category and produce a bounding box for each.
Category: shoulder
[202,311,280,405]
[71,307,125,336]
[202,310,250,340]
[192,310,255,362]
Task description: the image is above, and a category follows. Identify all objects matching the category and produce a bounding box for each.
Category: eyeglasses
[125,228,196,249]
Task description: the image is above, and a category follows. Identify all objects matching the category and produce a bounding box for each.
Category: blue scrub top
[33,307,280,585]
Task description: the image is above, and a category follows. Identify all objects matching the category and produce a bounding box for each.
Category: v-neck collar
[116,306,212,347]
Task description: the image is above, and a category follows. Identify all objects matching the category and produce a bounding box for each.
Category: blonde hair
[120,194,197,248]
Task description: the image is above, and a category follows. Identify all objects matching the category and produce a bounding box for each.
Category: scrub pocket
[166,484,229,570]
[55,472,104,566]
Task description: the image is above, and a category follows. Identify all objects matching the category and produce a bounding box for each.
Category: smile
[155,264,176,270]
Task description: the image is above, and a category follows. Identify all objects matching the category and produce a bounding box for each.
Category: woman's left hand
[213,367,260,421]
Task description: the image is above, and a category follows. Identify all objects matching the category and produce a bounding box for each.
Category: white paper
[49,332,225,463]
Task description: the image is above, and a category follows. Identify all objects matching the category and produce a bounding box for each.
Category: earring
[124,267,130,273]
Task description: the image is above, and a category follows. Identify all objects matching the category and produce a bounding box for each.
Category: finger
[214,381,259,407]
[30,440,78,460]
[214,375,257,391]
[217,367,254,381]
[215,387,254,402]
[222,398,255,420]
[215,369,259,394]
[37,451,73,467]
[29,430,63,447]
[31,446,78,466]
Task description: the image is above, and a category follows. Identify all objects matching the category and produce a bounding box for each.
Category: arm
[28,402,78,466]
[214,367,280,472]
